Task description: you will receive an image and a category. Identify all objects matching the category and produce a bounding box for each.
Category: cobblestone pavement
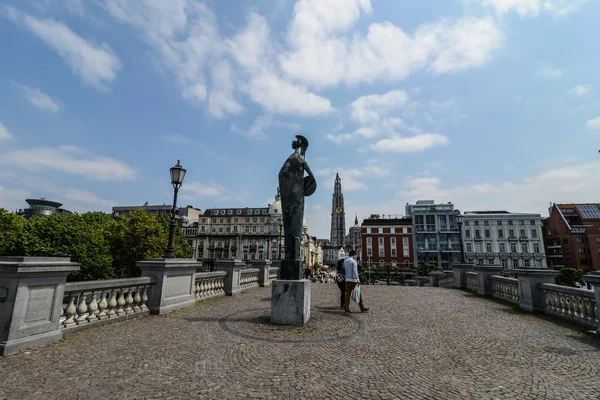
[1,285,599,400]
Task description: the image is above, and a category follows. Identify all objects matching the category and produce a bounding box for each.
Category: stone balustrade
[240,268,260,289]
[268,267,280,280]
[439,273,454,288]
[466,272,478,292]
[194,271,227,299]
[490,275,519,304]
[61,277,155,332]
[540,284,598,329]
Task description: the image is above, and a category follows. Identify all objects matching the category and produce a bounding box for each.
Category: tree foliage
[0,208,192,281]
[556,268,584,287]
[414,262,441,277]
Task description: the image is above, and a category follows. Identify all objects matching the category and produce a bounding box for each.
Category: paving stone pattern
[1,285,599,399]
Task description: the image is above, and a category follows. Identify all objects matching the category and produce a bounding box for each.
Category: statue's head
[293,135,309,156]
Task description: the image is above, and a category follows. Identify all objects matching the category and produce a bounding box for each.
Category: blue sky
[1,0,599,239]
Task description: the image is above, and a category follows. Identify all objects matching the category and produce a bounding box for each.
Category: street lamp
[456,214,465,264]
[418,247,424,277]
[164,160,187,258]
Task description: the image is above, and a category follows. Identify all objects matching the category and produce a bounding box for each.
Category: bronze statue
[278,135,317,280]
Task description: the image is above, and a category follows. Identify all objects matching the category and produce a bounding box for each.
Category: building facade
[543,203,600,271]
[346,214,361,254]
[361,217,413,269]
[112,202,201,223]
[330,173,346,247]
[405,200,461,269]
[462,211,546,272]
[23,198,71,218]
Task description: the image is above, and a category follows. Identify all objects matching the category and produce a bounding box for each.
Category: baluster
[200,279,206,297]
[193,279,199,298]
[573,296,581,321]
[107,289,117,317]
[75,292,88,324]
[116,290,126,316]
[63,293,77,328]
[132,287,141,312]
[139,286,148,311]
[581,298,590,323]
[97,290,108,319]
[86,291,99,322]
[124,288,134,314]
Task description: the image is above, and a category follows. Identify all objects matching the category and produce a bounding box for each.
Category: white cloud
[15,83,63,112]
[326,127,376,145]
[62,188,114,207]
[371,133,450,153]
[0,146,137,181]
[231,114,301,141]
[570,84,590,96]
[542,0,588,16]
[181,182,225,197]
[475,0,587,17]
[535,67,562,79]
[208,60,244,118]
[585,117,600,131]
[281,0,503,88]
[0,122,14,141]
[0,185,31,211]
[2,6,121,91]
[316,163,392,192]
[350,90,408,125]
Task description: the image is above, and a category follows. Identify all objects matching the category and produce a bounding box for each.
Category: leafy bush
[556,268,584,287]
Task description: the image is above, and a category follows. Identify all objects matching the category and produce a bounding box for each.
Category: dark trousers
[337,281,346,307]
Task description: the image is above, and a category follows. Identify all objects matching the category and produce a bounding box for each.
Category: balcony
[548,254,563,258]
[474,236,483,241]
[439,225,459,232]
[439,244,462,252]
[571,227,586,233]
[519,236,529,241]
[547,245,561,249]
[508,236,518,241]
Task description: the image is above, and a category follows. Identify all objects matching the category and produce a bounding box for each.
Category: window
[367,237,372,244]
[234,217,238,223]
[531,229,537,238]
[403,227,408,234]
[512,259,519,269]
[497,221,502,226]
[510,243,517,253]
[578,248,585,254]
[521,243,528,253]
[465,221,470,226]
[367,228,372,233]
[530,220,535,225]
[391,248,397,257]
[486,243,492,252]
[237,210,242,215]
[474,221,479,226]
[597,248,600,254]
[392,261,397,267]
[403,237,409,245]
[484,221,489,226]
[367,248,372,256]
[499,243,505,252]
[404,260,410,267]
[563,238,569,244]
[211,228,216,233]
[509,229,515,238]
[379,260,384,266]
[519,229,526,238]
[488,259,494,265]
[520,220,525,225]
[233,226,238,233]
[212,218,216,223]
[260,226,264,233]
[477,259,484,265]
[534,243,540,253]
[245,218,250,223]
[202,218,206,223]
[391,237,396,245]
[253,218,258,223]
[221,210,226,215]
[391,227,396,233]
[498,229,504,238]
[252,226,257,233]
[466,243,472,252]
[378,228,383,233]
[485,229,490,238]
[226,227,230,233]
[475,243,482,252]
[475,229,481,238]
[378,237,384,245]
[403,248,409,256]
[597,238,600,243]
[245,226,249,233]
[465,230,471,238]
[501,259,507,268]
[535,259,542,267]
[524,260,530,268]
[260,218,265,223]
[201,226,205,232]
[508,220,513,226]
[576,237,584,243]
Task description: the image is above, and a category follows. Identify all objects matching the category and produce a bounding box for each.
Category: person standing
[335,259,346,308]
[344,251,369,313]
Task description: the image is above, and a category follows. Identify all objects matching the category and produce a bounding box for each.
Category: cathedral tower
[330,173,346,247]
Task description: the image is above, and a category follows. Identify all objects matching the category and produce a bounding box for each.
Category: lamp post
[164,160,187,259]
[418,247,424,277]
[456,214,465,264]
[278,217,283,260]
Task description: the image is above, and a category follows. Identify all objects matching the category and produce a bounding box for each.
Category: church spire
[275,186,280,201]
[355,213,358,226]
[330,173,346,247]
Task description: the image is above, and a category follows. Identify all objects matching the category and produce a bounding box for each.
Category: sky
[1,0,600,239]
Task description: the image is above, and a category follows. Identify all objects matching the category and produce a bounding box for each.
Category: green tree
[556,268,584,287]
[0,209,28,255]
[414,262,440,277]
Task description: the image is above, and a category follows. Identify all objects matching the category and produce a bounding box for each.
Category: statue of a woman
[278,135,317,280]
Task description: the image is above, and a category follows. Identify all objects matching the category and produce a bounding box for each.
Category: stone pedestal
[0,257,80,355]
[452,264,473,289]
[215,259,245,295]
[271,280,311,326]
[428,271,445,287]
[583,272,600,327]
[279,259,303,281]
[415,276,429,287]
[473,265,504,296]
[251,260,272,287]
[137,258,199,315]
[514,269,560,312]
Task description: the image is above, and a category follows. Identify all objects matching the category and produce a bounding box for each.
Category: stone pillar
[271,280,311,326]
[137,258,199,315]
[0,257,80,355]
[452,264,472,289]
[428,271,444,287]
[251,259,273,287]
[583,272,600,326]
[415,276,429,287]
[271,260,281,279]
[215,259,245,296]
[514,269,560,313]
[473,265,504,296]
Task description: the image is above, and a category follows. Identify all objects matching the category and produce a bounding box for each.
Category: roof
[113,205,173,211]
[463,211,541,218]
[26,198,63,208]
[362,218,412,226]
[556,203,600,220]
[204,207,269,217]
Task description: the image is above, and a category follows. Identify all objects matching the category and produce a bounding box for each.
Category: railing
[466,272,478,291]
[61,277,156,331]
[540,284,598,329]
[182,228,198,236]
[240,268,260,289]
[490,275,519,304]
[438,273,454,287]
[194,271,226,299]
[268,267,280,280]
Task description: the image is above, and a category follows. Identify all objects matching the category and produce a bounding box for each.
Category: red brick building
[361,217,413,269]
[543,203,600,272]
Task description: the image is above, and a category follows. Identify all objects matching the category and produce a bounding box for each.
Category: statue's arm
[303,160,315,179]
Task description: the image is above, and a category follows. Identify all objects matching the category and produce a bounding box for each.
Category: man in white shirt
[343,251,369,313]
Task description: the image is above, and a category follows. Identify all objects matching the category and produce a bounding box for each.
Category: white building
[461,211,547,272]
